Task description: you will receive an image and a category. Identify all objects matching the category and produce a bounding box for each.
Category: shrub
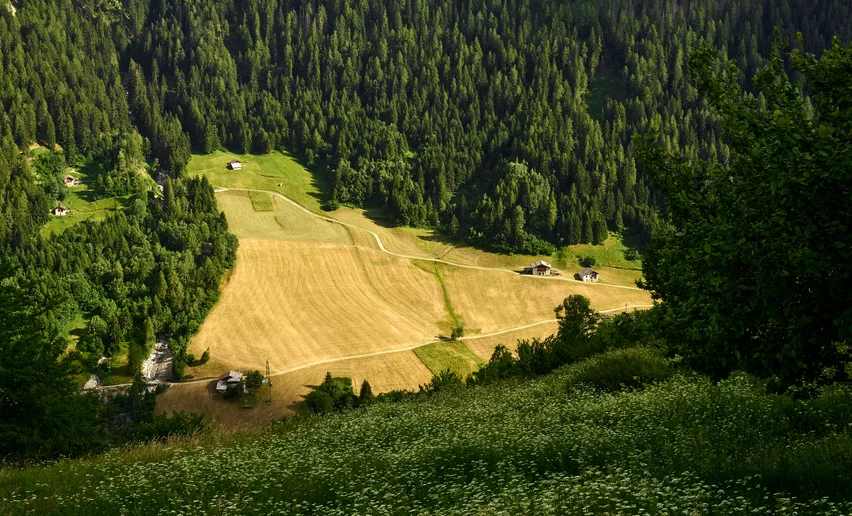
[244,370,264,392]
[223,384,242,399]
[564,347,675,392]
[422,369,464,394]
[304,390,334,414]
[623,248,640,261]
[302,373,357,414]
[200,348,210,364]
[121,411,205,442]
[171,358,185,381]
[578,255,597,267]
[451,324,465,339]
[185,353,196,364]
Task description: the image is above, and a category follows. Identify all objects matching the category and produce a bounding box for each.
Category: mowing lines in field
[158,350,433,427]
[216,190,351,244]
[188,239,446,373]
[441,265,652,334]
[249,190,275,211]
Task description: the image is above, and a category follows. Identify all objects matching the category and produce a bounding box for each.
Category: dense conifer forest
[1,0,851,460]
[2,0,852,251]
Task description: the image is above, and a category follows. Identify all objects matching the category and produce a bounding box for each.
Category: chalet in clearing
[227,159,242,170]
[216,370,243,393]
[578,267,599,282]
[52,204,69,216]
[63,175,80,187]
[525,260,552,276]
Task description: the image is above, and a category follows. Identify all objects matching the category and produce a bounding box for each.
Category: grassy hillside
[3,354,850,514]
[40,163,134,237]
[187,152,643,277]
[170,156,651,425]
[186,151,327,213]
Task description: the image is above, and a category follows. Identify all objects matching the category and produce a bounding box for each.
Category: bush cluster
[5,365,850,514]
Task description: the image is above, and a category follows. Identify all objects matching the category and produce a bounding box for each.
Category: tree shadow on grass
[284,150,333,209]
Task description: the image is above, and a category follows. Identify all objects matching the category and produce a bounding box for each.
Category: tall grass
[1,357,850,514]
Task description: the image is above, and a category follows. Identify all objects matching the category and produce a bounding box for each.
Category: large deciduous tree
[637,36,852,389]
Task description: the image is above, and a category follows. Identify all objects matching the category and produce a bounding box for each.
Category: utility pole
[265,359,272,405]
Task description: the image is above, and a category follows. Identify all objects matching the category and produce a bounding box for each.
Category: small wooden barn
[227,159,242,170]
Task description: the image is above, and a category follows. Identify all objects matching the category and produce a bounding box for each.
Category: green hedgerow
[564,346,675,392]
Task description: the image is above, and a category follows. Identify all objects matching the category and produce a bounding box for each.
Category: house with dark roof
[227,159,242,170]
[578,267,599,282]
[52,204,69,216]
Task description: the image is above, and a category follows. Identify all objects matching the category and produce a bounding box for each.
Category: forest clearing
[167,156,652,424]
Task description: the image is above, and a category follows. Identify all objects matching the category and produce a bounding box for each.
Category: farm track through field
[217,187,645,292]
[171,304,652,385]
[100,304,653,391]
[102,188,652,393]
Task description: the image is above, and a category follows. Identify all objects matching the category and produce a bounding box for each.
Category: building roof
[228,159,241,164]
[531,260,552,268]
[217,370,242,381]
[579,267,597,276]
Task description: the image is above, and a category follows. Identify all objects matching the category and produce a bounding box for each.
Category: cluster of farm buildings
[524,260,599,282]
[51,174,81,216]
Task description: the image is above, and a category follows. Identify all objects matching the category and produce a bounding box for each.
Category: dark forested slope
[4,0,852,253]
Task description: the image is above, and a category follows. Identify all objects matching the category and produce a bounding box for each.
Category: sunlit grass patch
[248,190,275,211]
[413,341,483,378]
[187,150,327,213]
[41,163,133,237]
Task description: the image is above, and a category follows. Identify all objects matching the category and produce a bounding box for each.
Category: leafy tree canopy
[637,35,852,390]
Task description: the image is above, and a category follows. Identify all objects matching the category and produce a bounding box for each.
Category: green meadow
[186,151,328,213]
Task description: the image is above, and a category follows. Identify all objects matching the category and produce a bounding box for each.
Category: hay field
[159,350,432,428]
[440,233,643,274]
[186,238,447,373]
[330,206,453,259]
[170,152,653,424]
[461,321,561,362]
[217,190,351,244]
[248,190,275,211]
[329,207,642,287]
[440,265,652,334]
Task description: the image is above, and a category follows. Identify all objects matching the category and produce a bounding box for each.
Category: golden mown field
[164,154,652,425]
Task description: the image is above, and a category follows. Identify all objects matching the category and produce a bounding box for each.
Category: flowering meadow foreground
[2,351,851,515]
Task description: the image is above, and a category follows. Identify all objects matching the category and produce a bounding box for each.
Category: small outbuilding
[53,204,69,216]
[63,175,80,187]
[227,159,242,170]
[578,267,599,282]
[216,370,243,393]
